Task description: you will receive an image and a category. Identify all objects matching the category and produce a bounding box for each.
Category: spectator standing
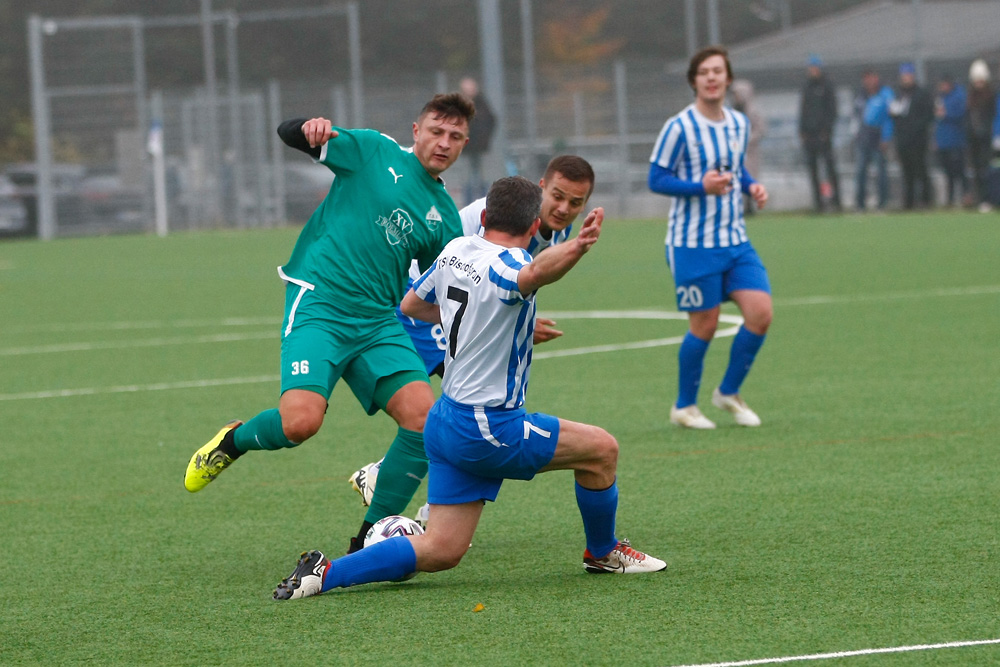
[933,74,968,208]
[730,79,765,216]
[459,77,497,204]
[854,68,894,211]
[966,59,996,212]
[799,55,842,213]
[889,63,935,209]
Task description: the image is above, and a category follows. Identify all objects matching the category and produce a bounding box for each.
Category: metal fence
[9,3,897,240]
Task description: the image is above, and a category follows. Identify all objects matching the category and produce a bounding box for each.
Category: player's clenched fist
[301,118,339,148]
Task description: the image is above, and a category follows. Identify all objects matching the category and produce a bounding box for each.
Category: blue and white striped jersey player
[273,177,665,599]
[397,154,596,379]
[347,156,597,515]
[648,46,772,429]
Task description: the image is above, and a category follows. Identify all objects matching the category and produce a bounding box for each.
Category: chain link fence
[8,4,885,240]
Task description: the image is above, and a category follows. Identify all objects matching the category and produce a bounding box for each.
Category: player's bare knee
[387,391,432,432]
[596,429,619,474]
[749,309,772,334]
[418,537,468,572]
[395,407,428,432]
[280,410,323,443]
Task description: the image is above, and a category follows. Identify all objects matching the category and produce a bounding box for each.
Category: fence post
[268,80,285,225]
[28,15,56,240]
[614,60,629,217]
[150,90,169,236]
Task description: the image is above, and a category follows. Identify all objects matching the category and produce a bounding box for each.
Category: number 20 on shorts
[677,285,703,309]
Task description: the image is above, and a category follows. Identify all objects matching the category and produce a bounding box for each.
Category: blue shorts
[666,242,770,311]
[424,395,560,505]
[395,307,447,376]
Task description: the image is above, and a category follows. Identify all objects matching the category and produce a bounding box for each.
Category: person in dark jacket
[799,55,841,212]
[889,62,935,209]
[933,74,967,207]
[459,77,497,204]
[966,59,996,212]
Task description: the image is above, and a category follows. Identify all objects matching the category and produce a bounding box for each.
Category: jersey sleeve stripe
[412,262,437,299]
[488,266,521,294]
[498,248,530,270]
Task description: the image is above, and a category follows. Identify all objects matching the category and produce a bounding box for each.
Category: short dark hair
[418,93,476,126]
[484,176,542,236]
[687,46,733,89]
[543,155,596,198]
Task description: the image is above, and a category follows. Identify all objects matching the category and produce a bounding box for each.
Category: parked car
[78,169,146,227]
[4,163,86,236]
[0,175,28,237]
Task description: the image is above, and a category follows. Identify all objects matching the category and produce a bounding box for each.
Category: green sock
[365,427,427,523]
[233,408,299,452]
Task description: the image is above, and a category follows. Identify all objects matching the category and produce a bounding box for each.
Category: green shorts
[280,282,428,415]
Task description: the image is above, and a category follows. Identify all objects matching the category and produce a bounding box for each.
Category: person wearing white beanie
[966,59,996,211]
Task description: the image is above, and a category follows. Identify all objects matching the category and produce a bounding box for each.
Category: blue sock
[321,537,418,591]
[233,408,299,452]
[718,326,766,395]
[575,481,618,559]
[677,332,710,408]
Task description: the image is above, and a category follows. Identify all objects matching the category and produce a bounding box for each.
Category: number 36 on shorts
[290,360,310,375]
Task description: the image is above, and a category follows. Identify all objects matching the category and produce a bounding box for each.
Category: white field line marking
[774,284,1000,306]
[0,331,277,356]
[668,638,1000,667]
[2,284,995,338]
[0,316,281,335]
[533,312,742,361]
[0,375,280,402]
[0,310,737,358]
[0,311,736,401]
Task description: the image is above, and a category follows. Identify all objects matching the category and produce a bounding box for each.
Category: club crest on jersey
[425,205,442,230]
[376,209,414,247]
[729,137,741,153]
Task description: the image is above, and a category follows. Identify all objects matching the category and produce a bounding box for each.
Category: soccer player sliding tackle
[274,176,666,599]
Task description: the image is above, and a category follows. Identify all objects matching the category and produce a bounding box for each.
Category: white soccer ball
[364,514,425,547]
[364,515,424,581]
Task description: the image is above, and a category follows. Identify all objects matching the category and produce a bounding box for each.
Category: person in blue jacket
[933,74,967,207]
[854,68,894,211]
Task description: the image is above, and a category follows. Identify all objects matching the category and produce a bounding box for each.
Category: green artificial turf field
[1,212,998,665]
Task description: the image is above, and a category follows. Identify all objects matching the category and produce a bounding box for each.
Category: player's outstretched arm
[401,288,441,324]
[277,117,340,158]
[517,207,604,295]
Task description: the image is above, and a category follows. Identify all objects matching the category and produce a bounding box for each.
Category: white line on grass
[668,638,1000,667]
[0,331,277,356]
[2,284,996,338]
[0,310,740,358]
[774,284,1000,306]
[0,375,280,402]
[0,311,740,401]
[0,316,280,335]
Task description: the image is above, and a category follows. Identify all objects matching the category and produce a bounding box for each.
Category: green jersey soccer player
[184,93,475,551]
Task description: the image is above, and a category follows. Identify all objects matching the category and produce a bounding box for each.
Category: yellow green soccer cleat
[184,420,243,492]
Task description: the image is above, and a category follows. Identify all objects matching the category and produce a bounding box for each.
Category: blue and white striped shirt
[649,104,753,249]
[412,235,535,408]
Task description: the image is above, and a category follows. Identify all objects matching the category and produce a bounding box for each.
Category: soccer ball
[364,515,424,582]
[364,514,424,546]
